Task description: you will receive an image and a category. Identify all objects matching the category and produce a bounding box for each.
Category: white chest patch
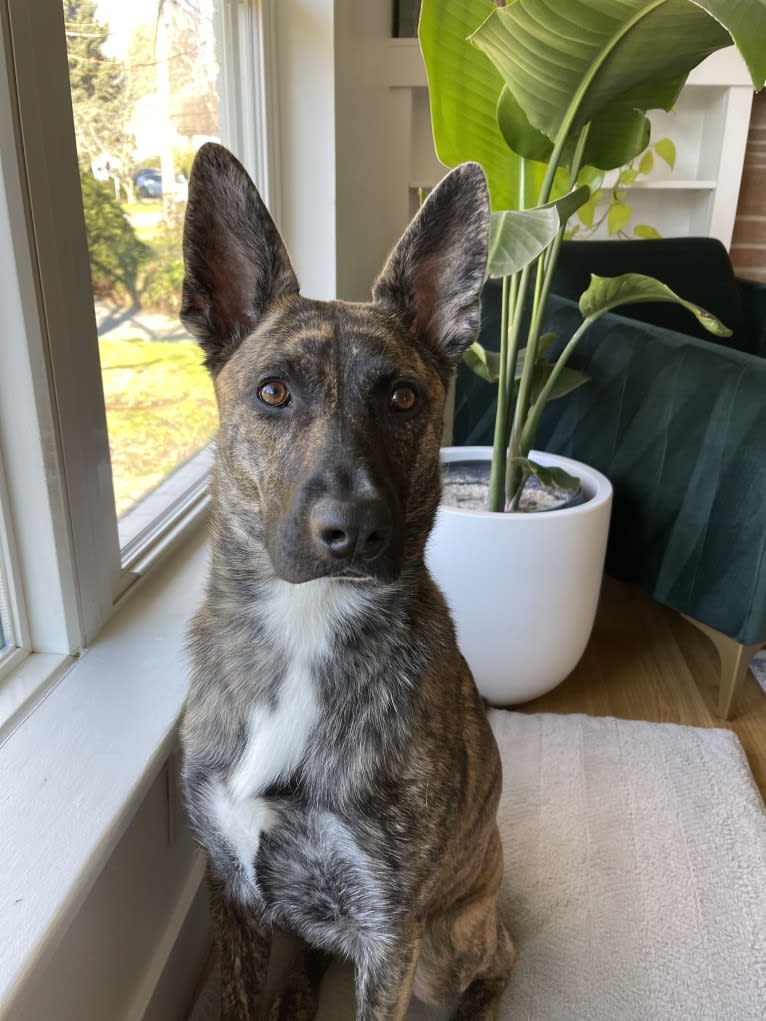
[209,578,372,882]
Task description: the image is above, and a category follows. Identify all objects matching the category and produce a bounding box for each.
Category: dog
[179,143,515,1021]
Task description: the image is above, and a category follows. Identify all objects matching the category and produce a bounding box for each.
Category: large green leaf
[419,0,546,209]
[487,187,590,277]
[578,104,651,171]
[463,336,589,395]
[497,87,670,173]
[464,341,501,382]
[579,273,732,336]
[496,85,553,164]
[488,207,559,278]
[697,0,766,88]
[550,186,592,224]
[510,458,582,495]
[418,0,516,209]
[471,0,764,166]
[531,362,591,401]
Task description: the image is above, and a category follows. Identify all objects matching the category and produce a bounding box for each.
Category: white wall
[12,765,209,1021]
[333,0,411,300]
[275,0,437,304]
[273,0,337,300]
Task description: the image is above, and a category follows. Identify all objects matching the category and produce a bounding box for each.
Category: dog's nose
[310,496,392,563]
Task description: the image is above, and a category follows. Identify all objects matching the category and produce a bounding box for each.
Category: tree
[64,2,159,203]
[63,2,125,169]
[80,171,151,305]
[166,0,220,140]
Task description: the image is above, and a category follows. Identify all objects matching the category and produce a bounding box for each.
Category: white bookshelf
[380,41,753,250]
[595,50,753,245]
[332,20,754,302]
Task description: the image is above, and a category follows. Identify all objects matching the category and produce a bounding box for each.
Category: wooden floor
[520,576,766,800]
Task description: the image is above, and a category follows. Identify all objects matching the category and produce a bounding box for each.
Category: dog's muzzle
[309,495,393,572]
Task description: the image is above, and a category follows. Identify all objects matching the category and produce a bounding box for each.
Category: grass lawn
[123,201,165,244]
[122,200,163,217]
[133,223,162,244]
[99,335,218,517]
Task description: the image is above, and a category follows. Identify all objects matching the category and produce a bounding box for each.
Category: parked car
[134,167,162,198]
[133,167,188,201]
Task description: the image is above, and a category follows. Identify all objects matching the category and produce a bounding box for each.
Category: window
[0,0,273,721]
[62,0,220,551]
[0,1,298,1007]
[0,608,6,655]
[0,520,14,664]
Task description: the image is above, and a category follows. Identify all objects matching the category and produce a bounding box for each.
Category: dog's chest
[208,579,369,883]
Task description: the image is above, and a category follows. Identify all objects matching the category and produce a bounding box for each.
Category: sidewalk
[95,300,188,342]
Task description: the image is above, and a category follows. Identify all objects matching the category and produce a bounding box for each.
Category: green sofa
[453,238,766,717]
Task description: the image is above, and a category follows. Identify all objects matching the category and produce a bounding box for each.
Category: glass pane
[0,475,13,655]
[63,0,220,525]
[0,599,8,653]
[0,554,11,655]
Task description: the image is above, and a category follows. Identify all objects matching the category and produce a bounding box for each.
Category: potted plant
[419,0,765,704]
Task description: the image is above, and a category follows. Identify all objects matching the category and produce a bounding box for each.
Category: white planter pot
[426,447,613,705]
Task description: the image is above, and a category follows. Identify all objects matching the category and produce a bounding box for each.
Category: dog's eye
[390,384,417,412]
[258,380,291,408]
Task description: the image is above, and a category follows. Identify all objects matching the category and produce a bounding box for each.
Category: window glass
[0,521,12,657]
[0,468,14,659]
[0,583,9,655]
[62,0,218,525]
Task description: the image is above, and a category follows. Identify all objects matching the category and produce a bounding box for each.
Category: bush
[139,217,185,315]
[140,256,185,316]
[80,171,151,305]
[174,145,195,181]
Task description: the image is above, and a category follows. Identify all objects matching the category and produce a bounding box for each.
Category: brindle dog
[179,143,515,1021]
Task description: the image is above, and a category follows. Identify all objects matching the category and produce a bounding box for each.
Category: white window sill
[0,650,72,740]
[0,521,209,1012]
[118,447,214,574]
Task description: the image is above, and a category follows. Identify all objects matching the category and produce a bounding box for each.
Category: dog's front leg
[267,942,333,1021]
[208,867,272,1021]
[355,929,422,1021]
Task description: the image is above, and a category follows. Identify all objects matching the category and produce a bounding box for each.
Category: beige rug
[191,712,766,1020]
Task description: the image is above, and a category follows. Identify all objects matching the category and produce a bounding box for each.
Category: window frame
[9,0,122,644]
[0,0,288,1004]
[0,449,29,679]
[0,0,276,727]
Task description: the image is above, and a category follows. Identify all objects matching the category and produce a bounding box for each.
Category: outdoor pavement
[95,300,188,342]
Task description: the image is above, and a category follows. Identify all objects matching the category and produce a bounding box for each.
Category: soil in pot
[441,459,586,513]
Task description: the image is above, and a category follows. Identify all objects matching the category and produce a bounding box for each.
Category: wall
[11,764,209,1021]
[333,1,410,301]
[731,90,766,282]
[273,0,337,300]
[274,0,437,304]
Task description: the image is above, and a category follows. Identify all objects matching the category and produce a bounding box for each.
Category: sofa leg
[681,615,764,720]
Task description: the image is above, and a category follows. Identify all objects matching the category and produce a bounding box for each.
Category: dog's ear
[181,143,299,375]
[372,163,489,369]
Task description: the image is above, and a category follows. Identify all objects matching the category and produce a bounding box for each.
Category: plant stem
[520,316,599,452]
[488,264,529,510]
[508,207,561,502]
[488,274,512,511]
[505,126,592,507]
[535,125,591,334]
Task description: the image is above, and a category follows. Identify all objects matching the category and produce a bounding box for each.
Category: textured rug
[190,712,766,1021]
